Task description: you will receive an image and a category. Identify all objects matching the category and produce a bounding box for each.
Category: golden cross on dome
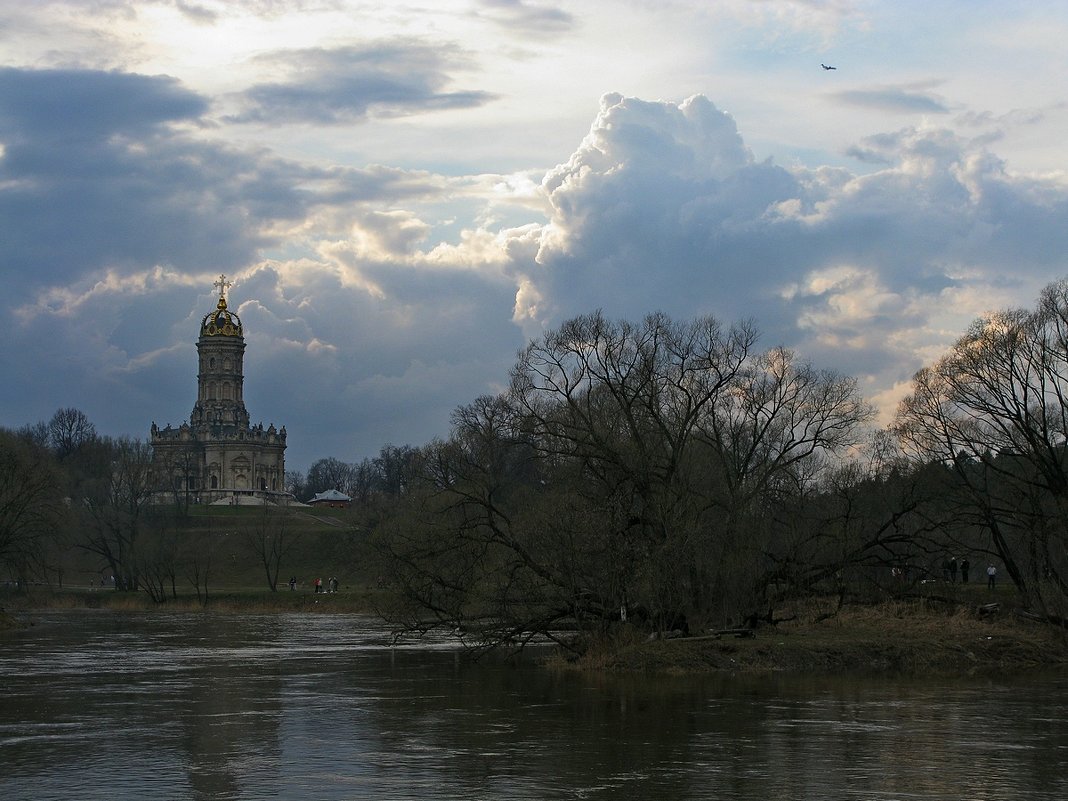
[213,274,232,300]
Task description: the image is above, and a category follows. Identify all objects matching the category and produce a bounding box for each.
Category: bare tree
[184,529,218,605]
[374,430,603,654]
[507,311,758,630]
[136,516,181,603]
[284,469,307,501]
[0,429,67,585]
[373,444,422,496]
[305,457,355,497]
[375,312,874,650]
[895,280,1068,617]
[15,421,50,449]
[76,437,156,591]
[693,345,875,620]
[239,503,295,591]
[153,444,200,513]
[47,407,96,459]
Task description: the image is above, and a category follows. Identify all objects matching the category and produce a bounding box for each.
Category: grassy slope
[6,505,385,611]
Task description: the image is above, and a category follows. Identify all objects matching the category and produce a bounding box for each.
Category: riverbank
[0,608,20,630]
[6,588,1067,676]
[0,585,391,622]
[560,598,1068,675]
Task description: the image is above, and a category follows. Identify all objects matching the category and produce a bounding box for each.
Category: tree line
[0,408,291,600]
[6,279,1068,644]
[363,285,1068,649]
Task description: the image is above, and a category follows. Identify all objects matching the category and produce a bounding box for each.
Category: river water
[1,611,1065,800]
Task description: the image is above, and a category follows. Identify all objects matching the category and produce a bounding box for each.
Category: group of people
[290,576,339,593]
[941,557,970,583]
[941,556,999,589]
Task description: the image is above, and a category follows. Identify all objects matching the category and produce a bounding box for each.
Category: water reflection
[1,611,1066,800]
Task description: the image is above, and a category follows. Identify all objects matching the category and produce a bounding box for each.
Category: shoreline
[0,586,388,622]
[555,599,1068,676]
[5,591,1067,676]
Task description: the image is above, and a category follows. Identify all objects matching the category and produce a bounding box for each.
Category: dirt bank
[0,608,25,630]
[562,600,1068,676]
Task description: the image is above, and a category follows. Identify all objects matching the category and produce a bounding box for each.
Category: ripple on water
[3,613,1068,801]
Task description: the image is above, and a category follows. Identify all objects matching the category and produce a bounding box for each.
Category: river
[1,611,1065,800]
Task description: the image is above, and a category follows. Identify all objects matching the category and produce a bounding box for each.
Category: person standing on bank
[987,563,997,589]
[960,558,970,584]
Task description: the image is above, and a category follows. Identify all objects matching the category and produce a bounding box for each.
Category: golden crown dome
[200,275,243,337]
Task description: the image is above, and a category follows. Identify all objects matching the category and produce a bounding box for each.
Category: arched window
[210,475,218,489]
[209,357,216,369]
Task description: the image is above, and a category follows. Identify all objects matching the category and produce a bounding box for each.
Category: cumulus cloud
[228,42,497,125]
[522,93,798,322]
[492,93,1068,421]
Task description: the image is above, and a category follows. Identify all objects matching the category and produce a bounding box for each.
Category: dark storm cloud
[0,67,446,293]
[226,262,523,467]
[229,42,498,125]
[0,67,207,139]
[0,67,253,291]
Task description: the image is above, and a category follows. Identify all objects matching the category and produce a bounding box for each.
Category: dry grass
[552,599,1068,676]
[0,608,21,630]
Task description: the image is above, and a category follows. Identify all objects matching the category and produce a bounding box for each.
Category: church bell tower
[190,275,251,433]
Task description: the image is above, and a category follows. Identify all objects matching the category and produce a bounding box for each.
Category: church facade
[151,276,289,505]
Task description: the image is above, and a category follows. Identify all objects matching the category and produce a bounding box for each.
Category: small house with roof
[308,489,352,508]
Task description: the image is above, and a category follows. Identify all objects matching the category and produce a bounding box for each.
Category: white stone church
[151,276,290,505]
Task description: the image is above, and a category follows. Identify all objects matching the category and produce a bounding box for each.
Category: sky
[2,0,1068,472]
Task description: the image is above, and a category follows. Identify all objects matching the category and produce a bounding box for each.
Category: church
[151,276,289,505]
